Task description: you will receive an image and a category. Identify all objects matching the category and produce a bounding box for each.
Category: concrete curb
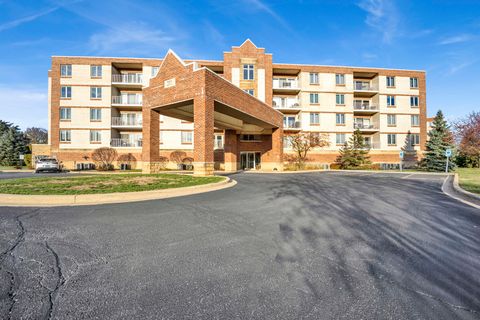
[243,169,454,175]
[0,177,236,207]
[442,175,480,210]
[0,169,35,173]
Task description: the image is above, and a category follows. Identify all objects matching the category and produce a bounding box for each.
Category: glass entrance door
[240,152,261,170]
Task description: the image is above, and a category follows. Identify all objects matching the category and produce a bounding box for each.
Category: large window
[386,76,396,87]
[387,114,396,126]
[410,96,419,107]
[336,113,345,125]
[61,86,71,98]
[336,133,346,145]
[151,67,159,77]
[60,64,72,77]
[90,87,102,99]
[387,134,397,145]
[309,72,319,84]
[90,130,101,143]
[60,107,71,120]
[60,130,71,142]
[90,108,102,121]
[181,131,193,144]
[410,77,418,88]
[387,95,395,107]
[335,74,345,85]
[336,94,345,105]
[243,64,254,80]
[410,134,420,145]
[309,93,319,104]
[90,65,102,77]
[310,112,320,125]
[243,89,254,96]
[411,115,420,126]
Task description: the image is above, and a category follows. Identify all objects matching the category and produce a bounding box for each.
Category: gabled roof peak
[239,38,257,48]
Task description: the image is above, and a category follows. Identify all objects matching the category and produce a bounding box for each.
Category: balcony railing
[284,121,302,129]
[273,100,301,109]
[354,81,377,91]
[353,104,379,111]
[273,79,298,89]
[111,117,142,126]
[112,95,142,105]
[110,138,142,148]
[354,123,378,130]
[112,73,143,84]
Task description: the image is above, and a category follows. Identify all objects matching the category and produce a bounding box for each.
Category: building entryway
[240,152,261,170]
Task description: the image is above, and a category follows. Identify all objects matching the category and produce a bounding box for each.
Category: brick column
[142,108,160,173]
[193,96,215,176]
[271,127,284,171]
[224,129,238,172]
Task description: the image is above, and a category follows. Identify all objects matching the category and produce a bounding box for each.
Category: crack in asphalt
[44,241,66,320]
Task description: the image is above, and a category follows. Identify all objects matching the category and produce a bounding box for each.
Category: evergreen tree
[0,121,29,166]
[421,110,456,171]
[337,129,371,169]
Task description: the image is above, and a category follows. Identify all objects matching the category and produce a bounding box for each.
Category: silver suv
[35,158,60,173]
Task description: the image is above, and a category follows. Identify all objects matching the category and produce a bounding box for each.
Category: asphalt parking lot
[1,171,479,319]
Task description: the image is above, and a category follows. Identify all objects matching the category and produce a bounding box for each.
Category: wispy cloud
[202,21,226,48]
[438,34,475,45]
[357,0,399,43]
[0,7,58,32]
[241,0,292,31]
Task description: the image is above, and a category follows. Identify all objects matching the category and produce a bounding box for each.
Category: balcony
[273,78,300,94]
[112,73,143,87]
[111,116,143,129]
[110,138,142,148]
[273,99,301,113]
[353,81,378,97]
[353,104,379,115]
[112,95,142,108]
[283,121,302,131]
[354,123,379,132]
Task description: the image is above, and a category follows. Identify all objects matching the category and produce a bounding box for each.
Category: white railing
[354,123,378,130]
[284,121,302,129]
[353,104,379,111]
[273,99,301,109]
[111,117,142,126]
[112,73,143,84]
[273,78,298,89]
[110,138,142,148]
[354,81,377,91]
[112,95,142,105]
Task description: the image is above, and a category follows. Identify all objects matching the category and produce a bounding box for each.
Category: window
[90,108,102,121]
[60,64,72,77]
[309,72,319,84]
[309,93,319,104]
[336,133,346,145]
[410,133,420,145]
[387,114,396,126]
[214,134,224,149]
[90,130,101,143]
[243,89,254,96]
[310,112,320,125]
[387,95,395,107]
[336,113,345,125]
[181,131,193,144]
[60,107,71,120]
[411,115,420,126]
[387,134,397,145]
[90,87,102,99]
[336,94,345,105]
[151,67,159,77]
[60,130,71,142]
[243,64,254,80]
[386,76,395,87]
[61,86,71,98]
[335,74,345,85]
[283,137,292,149]
[90,65,102,77]
[410,96,419,107]
[241,134,260,141]
[410,77,418,88]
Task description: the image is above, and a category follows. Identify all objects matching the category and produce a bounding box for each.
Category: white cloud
[241,0,291,31]
[88,22,175,56]
[0,86,48,129]
[0,7,58,32]
[438,34,475,45]
[357,0,399,43]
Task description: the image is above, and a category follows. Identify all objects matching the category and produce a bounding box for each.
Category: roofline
[272,62,425,73]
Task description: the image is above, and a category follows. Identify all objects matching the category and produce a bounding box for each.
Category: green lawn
[0,174,224,195]
[456,168,480,194]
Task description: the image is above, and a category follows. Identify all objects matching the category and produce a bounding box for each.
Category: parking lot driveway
[1,172,479,319]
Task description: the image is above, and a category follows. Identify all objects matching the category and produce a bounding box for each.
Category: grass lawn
[456,168,480,194]
[0,174,224,195]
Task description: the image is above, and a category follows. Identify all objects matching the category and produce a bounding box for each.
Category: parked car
[35,158,60,173]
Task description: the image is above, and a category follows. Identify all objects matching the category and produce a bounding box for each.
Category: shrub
[24,154,32,168]
[91,147,117,171]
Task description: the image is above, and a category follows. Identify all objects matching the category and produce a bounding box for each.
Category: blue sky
[1,0,479,129]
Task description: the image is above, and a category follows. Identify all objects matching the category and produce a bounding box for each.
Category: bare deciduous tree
[287,132,330,169]
[91,147,118,170]
[25,127,48,144]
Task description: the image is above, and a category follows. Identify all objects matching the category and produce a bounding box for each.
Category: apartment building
[35,39,426,175]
